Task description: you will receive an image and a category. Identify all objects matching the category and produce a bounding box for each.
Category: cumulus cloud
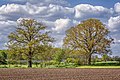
[114,2,120,13]
[0,20,16,29]
[0,2,113,22]
[0,4,30,21]
[53,18,79,33]
[1,2,114,22]
[107,15,120,56]
[0,20,16,49]
[53,18,71,31]
[108,16,120,31]
[74,4,113,19]
[0,3,74,21]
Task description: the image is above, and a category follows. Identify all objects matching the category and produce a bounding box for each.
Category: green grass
[93,61,120,66]
[77,66,120,68]
[0,64,43,68]
[95,61,119,63]
[0,65,27,68]
[0,61,120,68]
[1,64,120,68]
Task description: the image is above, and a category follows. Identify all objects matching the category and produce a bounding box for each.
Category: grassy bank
[77,66,120,68]
[1,65,120,68]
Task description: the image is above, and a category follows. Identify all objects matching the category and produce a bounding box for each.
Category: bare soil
[0,68,120,80]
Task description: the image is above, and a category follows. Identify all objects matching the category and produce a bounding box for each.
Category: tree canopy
[7,19,54,67]
[63,18,113,65]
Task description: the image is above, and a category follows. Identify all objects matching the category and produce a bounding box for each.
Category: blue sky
[0,0,120,56]
[2,0,119,7]
[0,0,119,8]
[68,0,120,8]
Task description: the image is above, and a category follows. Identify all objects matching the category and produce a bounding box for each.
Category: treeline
[0,49,120,67]
[0,18,118,67]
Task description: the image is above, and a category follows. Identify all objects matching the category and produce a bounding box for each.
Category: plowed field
[0,68,120,80]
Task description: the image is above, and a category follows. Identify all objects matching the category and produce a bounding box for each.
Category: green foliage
[113,56,120,64]
[65,58,81,65]
[102,54,109,62]
[7,18,54,67]
[63,18,113,65]
[66,58,75,63]
[37,45,54,61]
[0,50,7,64]
[93,61,120,66]
[43,60,56,65]
[53,49,65,64]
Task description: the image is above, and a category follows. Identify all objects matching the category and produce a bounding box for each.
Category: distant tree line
[0,18,117,67]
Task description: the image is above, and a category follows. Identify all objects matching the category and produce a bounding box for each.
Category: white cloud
[74,4,113,19]
[108,16,120,38]
[0,4,30,21]
[0,2,113,22]
[0,3,74,21]
[114,2,120,13]
[41,18,78,34]
[0,20,16,29]
[0,20,16,49]
[108,16,120,31]
[53,18,71,31]
[107,16,120,56]
[0,4,23,14]
[114,38,120,43]
[41,20,55,29]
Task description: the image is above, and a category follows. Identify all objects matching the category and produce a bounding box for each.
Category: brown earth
[0,68,120,80]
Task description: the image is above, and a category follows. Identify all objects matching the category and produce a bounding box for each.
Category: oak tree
[63,18,113,65]
[8,19,54,67]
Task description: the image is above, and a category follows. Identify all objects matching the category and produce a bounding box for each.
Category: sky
[0,0,120,56]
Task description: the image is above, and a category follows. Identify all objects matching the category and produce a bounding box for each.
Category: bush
[0,60,7,65]
[0,65,8,68]
[46,60,59,65]
[65,58,83,65]
[65,58,75,63]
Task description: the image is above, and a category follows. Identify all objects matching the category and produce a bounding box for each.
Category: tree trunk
[88,54,92,65]
[28,51,32,67]
[28,58,32,67]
